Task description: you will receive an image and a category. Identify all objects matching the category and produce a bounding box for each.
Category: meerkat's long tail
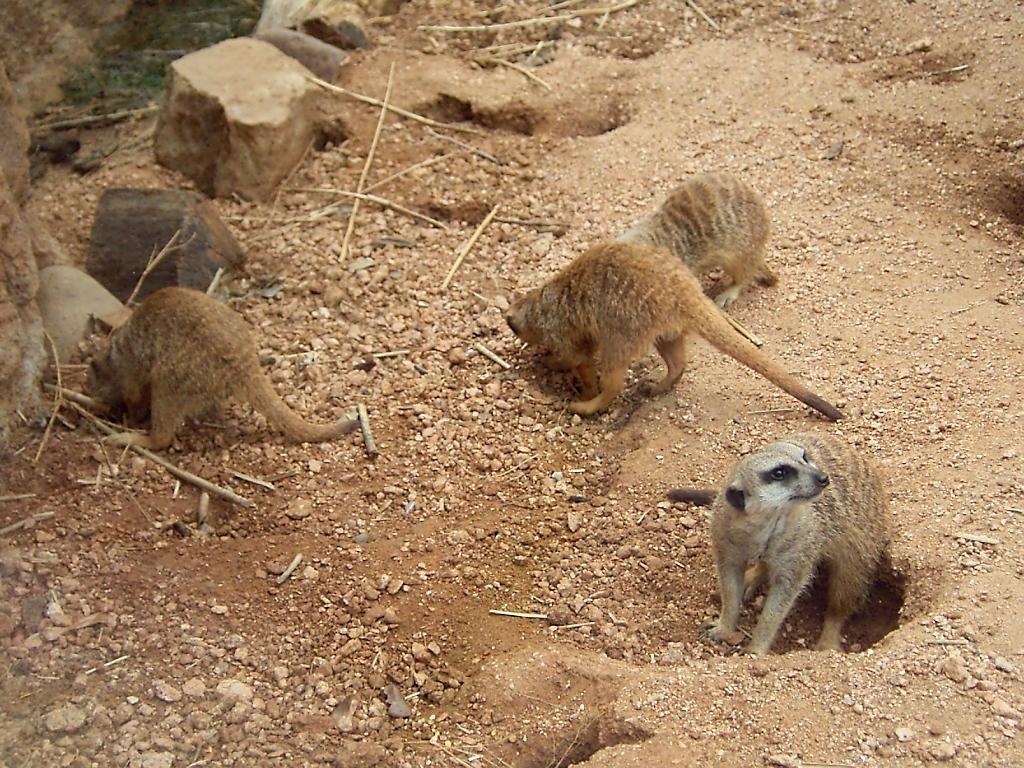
[249,378,359,443]
[693,300,844,421]
[667,488,716,506]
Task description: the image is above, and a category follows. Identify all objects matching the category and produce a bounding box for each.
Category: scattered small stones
[152,680,182,703]
[44,703,87,733]
[383,683,412,718]
[216,679,254,704]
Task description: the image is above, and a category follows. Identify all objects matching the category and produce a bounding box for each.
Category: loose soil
[2,1,1023,767]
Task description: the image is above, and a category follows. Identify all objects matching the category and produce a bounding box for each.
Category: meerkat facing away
[88,287,358,450]
[616,172,775,308]
[668,433,889,655]
[505,242,842,420]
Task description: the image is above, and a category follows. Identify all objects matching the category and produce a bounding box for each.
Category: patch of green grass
[61,0,260,111]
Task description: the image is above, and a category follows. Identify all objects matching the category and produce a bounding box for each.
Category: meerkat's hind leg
[814,560,872,652]
[651,334,688,395]
[573,359,600,401]
[569,364,626,415]
[755,261,778,287]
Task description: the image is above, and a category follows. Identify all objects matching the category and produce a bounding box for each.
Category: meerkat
[505,241,842,420]
[88,287,358,450]
[668,433,889,655]
[616,172,775,308]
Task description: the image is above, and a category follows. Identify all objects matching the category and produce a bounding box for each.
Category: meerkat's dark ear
[725,486,746,511]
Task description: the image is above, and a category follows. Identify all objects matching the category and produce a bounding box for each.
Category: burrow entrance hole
[514,709,653,768]
[766,562,908,654]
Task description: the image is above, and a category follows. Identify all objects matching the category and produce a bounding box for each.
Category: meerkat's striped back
[617,172,775,307]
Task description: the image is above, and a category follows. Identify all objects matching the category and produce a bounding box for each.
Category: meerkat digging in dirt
[616,172,775,308]
[668,433,890,655]
[505,242,842,419]
[88,287,358,450]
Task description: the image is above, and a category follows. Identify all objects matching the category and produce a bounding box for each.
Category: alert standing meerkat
[88,287,358,450]
[668,433,889,655]
[616,172,775,308]
[505,241,842,420]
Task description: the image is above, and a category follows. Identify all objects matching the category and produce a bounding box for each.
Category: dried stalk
[488,610,547,620]
[71,402,254,508]
[357,403,378,457]
[35,106,158,131]
[425,128,503,164]
[364,153,455,192]
[341,62,396,262]
[305,75,481,134]
[44,384,110,414]
[474,343,511,370]
[276,553,303,585]
[440,203,500,290]
[125,228,193,307]
[288,189,449,229]
[418,0,639,32]
[34,332,64,464]
[722,311,764,346]
[0,512,56,537]
[685,0,720,31]
[474,56,552,91]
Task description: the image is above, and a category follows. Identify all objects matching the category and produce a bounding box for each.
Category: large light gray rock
[37,266,124,365]
[154,38,323,201]
[255,0,368,50]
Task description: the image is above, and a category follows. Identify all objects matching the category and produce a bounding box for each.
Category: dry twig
[277,553,303,585]
[474,343,511,370]
[357,403,378,457]
[418,0,639,32]
[285,189,449,229]
[364,152,455,192]
[488,609,547,620]
[685,0,720,31]
[440,203,500,290]
[34,332,64,464]
[306,75,481,134]
[425,128,503,164]
[43,384,110,415]
[71,402,254,508]
[0,512,56,537]
[125,228,193,307]
[0,494,37,502]
[722,311,764,346]
[473,56,552,91]
[35,106,158,131]
[341,62,396,262]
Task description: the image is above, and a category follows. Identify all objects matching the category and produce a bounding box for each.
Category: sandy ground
[2,1,1023,766]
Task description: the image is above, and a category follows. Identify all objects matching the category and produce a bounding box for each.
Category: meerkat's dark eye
[769,465,793,481]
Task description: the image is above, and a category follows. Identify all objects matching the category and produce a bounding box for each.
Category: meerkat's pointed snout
[814,470,830,489]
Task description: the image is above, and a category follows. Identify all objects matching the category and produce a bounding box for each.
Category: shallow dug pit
[988,173,1024,227]
[463,647,653,768]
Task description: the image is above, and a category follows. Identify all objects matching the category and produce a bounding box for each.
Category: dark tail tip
[667,487,716,506]
[803,393,844,422]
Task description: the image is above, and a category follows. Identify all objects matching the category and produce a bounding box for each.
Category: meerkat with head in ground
[616,172,775,308]
[88,287,358,450]
[505,241,842,420]
[668,433,889,655]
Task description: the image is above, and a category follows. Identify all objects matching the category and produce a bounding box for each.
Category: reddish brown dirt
[2,1,1023,767]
